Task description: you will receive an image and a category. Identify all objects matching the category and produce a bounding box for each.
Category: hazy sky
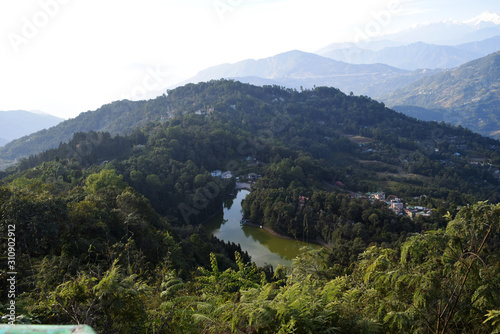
[1,0,499,119]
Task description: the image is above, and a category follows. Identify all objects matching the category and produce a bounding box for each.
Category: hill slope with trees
[384,51,500,139]
[1,80,500,332]
[0,99,166,163]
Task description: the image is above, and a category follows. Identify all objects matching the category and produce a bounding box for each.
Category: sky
[1,0,500,119]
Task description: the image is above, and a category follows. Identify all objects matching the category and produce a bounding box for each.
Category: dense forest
[1,80,500,333]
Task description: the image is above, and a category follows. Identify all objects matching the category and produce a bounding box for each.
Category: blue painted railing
[0,325,97,333]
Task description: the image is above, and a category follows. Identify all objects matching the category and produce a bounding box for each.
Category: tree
[84,169,126,194]
[357,202,500,333]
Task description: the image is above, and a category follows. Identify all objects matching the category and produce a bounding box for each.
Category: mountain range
[0,110,63,147]
[316,36,500,70]
[178,33,500,139]
[2,13,500,164]
[2,49,499,165]
[383,51,500,139]
[378,11,500,45]
[181,50,440,98]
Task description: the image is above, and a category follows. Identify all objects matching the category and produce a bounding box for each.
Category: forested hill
[385,51,500,139]
[3,77,499,165]
[10,79,500,211]
[0,99,159,162]
[2,80,500,332]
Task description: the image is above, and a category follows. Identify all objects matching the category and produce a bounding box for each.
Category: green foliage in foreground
[167,202,500,334]
[2,200,499,333]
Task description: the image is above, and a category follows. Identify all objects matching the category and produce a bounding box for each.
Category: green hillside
[1,80,500,333]
[0,99,166,162]
[385,51,500,138]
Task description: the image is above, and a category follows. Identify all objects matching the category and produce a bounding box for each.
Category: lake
[205,189,322,268]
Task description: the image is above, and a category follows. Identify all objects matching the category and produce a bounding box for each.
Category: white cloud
[464,11,500,25]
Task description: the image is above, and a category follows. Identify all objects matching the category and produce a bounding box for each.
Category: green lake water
[205,189,322,268]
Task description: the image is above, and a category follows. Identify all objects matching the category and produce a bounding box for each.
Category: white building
[221,171,233,179]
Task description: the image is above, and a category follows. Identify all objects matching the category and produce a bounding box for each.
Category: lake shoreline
[236,184,332,250]
[198,185,251,225]
[243,221,332,250]
[207,187,330,267]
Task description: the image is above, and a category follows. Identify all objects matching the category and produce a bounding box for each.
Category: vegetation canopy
[1,80,500,333]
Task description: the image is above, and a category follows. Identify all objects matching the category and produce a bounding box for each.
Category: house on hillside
[390,199,404,214]
[370,192,385,200]
[212,170,233,179]
[221,171,233,179]
[298,195,309,210]
[248,173,261,180]
[405,207,418,218]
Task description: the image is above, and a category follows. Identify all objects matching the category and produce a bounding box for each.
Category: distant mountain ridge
[182,50,439,98]
[384,51,500,139]
[186,50,405,80]
[4,19,500,165]
[0,99,167,161]
[0,110,64,146]
[317,36,500,70]
[381,11,500,45]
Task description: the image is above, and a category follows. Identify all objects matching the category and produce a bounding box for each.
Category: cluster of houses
[211,170,233,179]
[194,108,214,115]
[350,191,432,218]
[388,198,432,217]
[211,170,262,182]
[211,157,264,182]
